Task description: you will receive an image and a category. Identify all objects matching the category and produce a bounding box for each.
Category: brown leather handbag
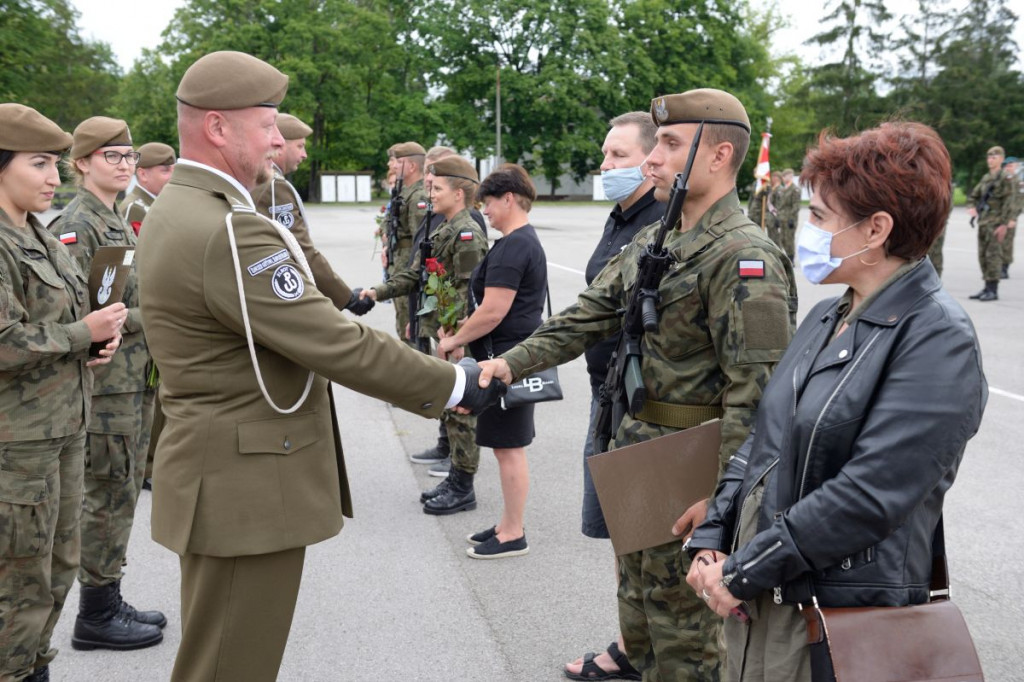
[800,520,984,682]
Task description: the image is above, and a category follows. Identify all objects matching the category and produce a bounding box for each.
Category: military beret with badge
[277,113,312,141]
[390,141,426,159]
[650,88,751,132]
[177,50,288,110]
[427,156,479,184]
[0,103,73,152]
[137,142,176,168]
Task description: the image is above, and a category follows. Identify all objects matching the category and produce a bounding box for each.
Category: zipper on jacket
[731,458,779,552]
[741,540,783,572]
[773,587,783,604]
[799,329,884,500]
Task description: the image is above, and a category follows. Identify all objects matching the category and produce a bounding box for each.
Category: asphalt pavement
[46,202,1023,681]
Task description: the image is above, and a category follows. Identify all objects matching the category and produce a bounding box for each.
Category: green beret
[137,142,176,168]
[987,146,1005,157]
[0,103,72,153]
[651,88,751,132]
[177,51,288,110]
[390,141,426,158]
[427,156,478,183]
[70,116,133,159]
[277,113,312,140]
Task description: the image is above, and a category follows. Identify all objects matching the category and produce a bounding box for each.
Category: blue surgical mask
[601,166,645,202]
[797,220,868,284]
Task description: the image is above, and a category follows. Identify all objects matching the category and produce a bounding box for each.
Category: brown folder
[87,246,134,357]
[588,419,721,556]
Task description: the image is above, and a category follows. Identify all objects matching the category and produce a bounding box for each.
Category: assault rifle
[410,202,435,353]
[592,122,704,455]
[970,174,999,229]
[385,171,405,268]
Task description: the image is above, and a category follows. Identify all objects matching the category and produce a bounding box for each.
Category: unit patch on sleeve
[459,230,474,241]
[271,264,304,300]
[272,203,295,229]
[247,249,290,276]
[59,232,77,245]
[738,259,765,278]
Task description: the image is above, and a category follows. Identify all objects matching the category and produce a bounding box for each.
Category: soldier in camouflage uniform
[766,171,783,250]
[1000,156,1021,278]
[48,117,165,651]
[968,146,1016,301]
[364,157,488,513]
[384,142,429,345]
[775,169,801,261]
[478,90,797,680]
[0,104,125,682]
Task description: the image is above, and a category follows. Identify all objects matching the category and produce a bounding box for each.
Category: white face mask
[797,219,868,284]
[600,165,645,202]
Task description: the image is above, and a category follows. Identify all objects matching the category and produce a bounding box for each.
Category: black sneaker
[410,447,448,464]
[466,534,529,559]
[466,526,496,545]
[141,478,152,491]
[428,457,451,478]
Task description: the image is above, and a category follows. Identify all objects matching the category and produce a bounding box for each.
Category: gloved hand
[455,357,507,415]
[345,288,375,316]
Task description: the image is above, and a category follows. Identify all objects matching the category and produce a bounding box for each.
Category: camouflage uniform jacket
[0,209,93,441]
[252,164,353,309]
[118,185,155,235]
[375,208,488,341]
[969,170,1015,227]
[776,184,801,226]
[387,179,427,274]
[502,191,797,468]
[49,188,150,397]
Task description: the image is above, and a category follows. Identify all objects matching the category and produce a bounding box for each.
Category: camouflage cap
[987,146,1005,157]
[276,113,312,140]
[70,116,132,159]
[137,142,176,168]
[427,156,478,183]
[390,142,426,158]
[650,89,751,132]
[0,103,72,152]
[177,51,288,110]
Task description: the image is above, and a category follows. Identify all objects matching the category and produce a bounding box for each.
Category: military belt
[635,400,724,429]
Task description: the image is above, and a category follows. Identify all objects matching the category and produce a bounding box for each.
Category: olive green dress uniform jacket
[49,190,150,417]
[119,185,154,234]
[374,208,488,342]
[502,191,797,470]
[136,161,455,558]
[0,210,93,441]
[252,164,353,309]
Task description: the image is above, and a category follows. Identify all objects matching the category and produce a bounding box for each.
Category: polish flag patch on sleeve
[738,259,765,278]
[417,201,428,209]
[459,230,474,241]
[59,232,77,245]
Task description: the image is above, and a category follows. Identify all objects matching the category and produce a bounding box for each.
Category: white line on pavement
[549,262,586,276]
[991,387,1024,403]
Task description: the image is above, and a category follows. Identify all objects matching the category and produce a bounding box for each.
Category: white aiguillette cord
[225,203,314,415]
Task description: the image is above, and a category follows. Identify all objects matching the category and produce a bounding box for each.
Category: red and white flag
[754,132,771,192]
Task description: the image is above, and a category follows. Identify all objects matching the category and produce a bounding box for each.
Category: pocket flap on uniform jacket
[237,411,320,455]
[20,248,67,289]
[0,469,49,505]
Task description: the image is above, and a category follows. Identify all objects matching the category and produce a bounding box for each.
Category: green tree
[111,49,178,150]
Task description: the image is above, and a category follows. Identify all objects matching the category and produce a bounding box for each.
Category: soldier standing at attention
[135,51,502,682]
[48,117,166,651]
[0,103,124,682]
[119,141,176,491]
[775,168,801,261]
[251,112,373,316]
[476,89,796,680]
[968,145,1015,301]
[767,170,783,249]
[385,142,429,344]
[119,142,176,235]
[1000,156,1020,279]
[362,156,489,513]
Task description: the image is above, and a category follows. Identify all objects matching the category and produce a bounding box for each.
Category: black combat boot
[71,583,163,651]
[1001,264,1009,279]
[114,580,167,628]
[24,665,49,682]
[420,471,452,503]
[977,280,999,301]
[422,468,476,515]
[969,282,992,299]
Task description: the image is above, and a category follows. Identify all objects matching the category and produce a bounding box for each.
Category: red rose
[425,258,440,273]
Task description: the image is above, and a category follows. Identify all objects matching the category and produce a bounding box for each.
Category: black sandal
[564,641,641,681]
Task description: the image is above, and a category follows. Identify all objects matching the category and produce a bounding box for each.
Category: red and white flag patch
[417,201,428,209]
[738,259,765,278]
[459,230,474,241]
[59,232,77,245]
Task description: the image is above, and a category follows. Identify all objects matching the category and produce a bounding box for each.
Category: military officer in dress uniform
[476,89,797,680]
[384,142,428,344]
[135,51,503,682]
[0,103,124,682]
[251,112,373,315]
[49,117,166,652]
[119,142,176,235]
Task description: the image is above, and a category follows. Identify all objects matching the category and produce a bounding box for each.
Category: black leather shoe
[72,583,163,651]
[114,580,166,628]
[141,477,152,491]
[977,288,998,301]
[423,468,476,515]
[420,476,451,503]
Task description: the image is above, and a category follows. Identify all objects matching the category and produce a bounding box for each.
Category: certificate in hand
[88,246,134,357]
[588,419,721,556]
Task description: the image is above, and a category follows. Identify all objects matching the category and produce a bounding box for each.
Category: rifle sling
[635,400,723,429]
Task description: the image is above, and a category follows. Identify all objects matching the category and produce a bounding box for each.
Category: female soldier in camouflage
[0,103,123,682]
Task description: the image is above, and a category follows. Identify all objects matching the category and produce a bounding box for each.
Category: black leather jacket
[689,259,987,607]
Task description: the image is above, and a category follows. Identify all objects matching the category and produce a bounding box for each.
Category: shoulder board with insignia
[459,230,474,241]
[59,232,77,244]
[738,260,765,278]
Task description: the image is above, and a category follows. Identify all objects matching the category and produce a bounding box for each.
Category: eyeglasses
[94,150,141,165]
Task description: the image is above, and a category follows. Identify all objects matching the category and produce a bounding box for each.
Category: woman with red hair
[685,122,988,680]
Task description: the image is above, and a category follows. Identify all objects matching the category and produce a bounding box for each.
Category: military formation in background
[968,145,1020,301]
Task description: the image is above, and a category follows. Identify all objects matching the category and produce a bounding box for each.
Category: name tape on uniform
[738,260,765,278]
[247,249,290,276]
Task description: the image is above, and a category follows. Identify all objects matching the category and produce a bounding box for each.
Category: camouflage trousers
[442,409,479,475]
[79,388,156,586]
[928,228,946,278]
[0,431,85,679]
[1002,225,1016,267]
[387,247,414,346]
[618,539,723,681]
[977,222,1005,281]
[779,221,796,263]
